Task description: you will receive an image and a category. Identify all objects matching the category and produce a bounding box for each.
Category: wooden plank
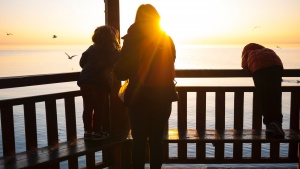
[164,129,200,143]
[67,157,78,169]
[145,143,150,163]
[0,91,81,107]
[270,142,279,160]
[196,92,206,160]
[0,72,79,89]
[174,69,300,78]
[45,100,59,146]
[175,69,252,78]
[1,87,299,107]
[177,90,187,131]
[214,143,224,161]
[1,69,299,89]
[215,92,225,131]
[45,99,60,168]
[233,91,244,161]
[165,156,297,164]
[0,131,128,168]
[196,91,206,131]
[251,142,261,161]
[233,142,243,161]
[221,129,300,142]
[64,96,78,168]
[196,142,205,161]
[234,91,244,130]
[86,152,95,168]
[178,142,187,160]
[175,86,254,93]
[165,129,300,143]
[24,102,38,151]
[290,91,300,130]
[64,97,77,141]
[0,105,16,156]
[215,92,225,160]
[252,92,262,130]
[288,142,298,161]
[177,89,187,160]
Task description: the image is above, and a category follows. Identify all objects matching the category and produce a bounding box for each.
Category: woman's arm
[114,37,139,80]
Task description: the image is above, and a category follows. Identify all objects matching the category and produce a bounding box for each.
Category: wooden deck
[146,167,296,169]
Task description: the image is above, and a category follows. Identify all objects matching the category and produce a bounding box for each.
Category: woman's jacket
[114,21,177,106]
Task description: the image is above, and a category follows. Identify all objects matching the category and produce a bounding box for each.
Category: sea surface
[0,44,299,168]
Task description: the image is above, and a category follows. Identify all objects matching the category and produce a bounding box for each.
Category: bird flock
[6,32,78,59]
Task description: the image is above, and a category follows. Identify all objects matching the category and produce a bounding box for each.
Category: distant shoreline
[1,43,300,50]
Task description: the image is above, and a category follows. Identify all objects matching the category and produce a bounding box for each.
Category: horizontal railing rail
[1,69,300,89]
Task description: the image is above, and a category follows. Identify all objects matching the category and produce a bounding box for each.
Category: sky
[1,0,300,48]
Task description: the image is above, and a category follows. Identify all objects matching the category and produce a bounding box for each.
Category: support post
[105,0,120,31]
[104,1,131,168]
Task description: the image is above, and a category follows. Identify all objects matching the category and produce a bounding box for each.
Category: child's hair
[135,4,160,24]
[92,25,120,50]
[242,43,265,57]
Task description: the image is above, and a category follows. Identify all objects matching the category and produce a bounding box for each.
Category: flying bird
[6,32,13,35]
[65,52,77,59]
[252,26,261,31]
[53,35,57,38]
[275,45,281,49]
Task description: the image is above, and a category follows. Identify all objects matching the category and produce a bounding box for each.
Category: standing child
[77,26,120,140]
[241,43,285,138]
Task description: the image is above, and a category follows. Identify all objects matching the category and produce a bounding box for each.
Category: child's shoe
[92,132,108,140]
[84,131,93,139]
[101,131,110,138]
[266,121,285,138]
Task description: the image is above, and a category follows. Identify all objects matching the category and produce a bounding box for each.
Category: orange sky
[1,0,300,48]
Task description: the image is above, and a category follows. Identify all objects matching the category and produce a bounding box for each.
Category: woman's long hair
[135,4,160,24]
[92,25,120,50]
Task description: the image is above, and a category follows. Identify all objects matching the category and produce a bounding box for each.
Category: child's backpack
[138,33,175,87]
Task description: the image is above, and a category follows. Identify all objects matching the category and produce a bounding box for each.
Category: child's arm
[79,53,88,68]
[114,37,139,81]
[79,46,93,68]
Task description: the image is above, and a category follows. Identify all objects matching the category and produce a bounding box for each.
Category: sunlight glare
[157,1,237,44]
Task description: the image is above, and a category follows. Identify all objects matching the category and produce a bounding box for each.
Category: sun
[159,20,187,43]
[155,0,245,44]
[157,1,235,44]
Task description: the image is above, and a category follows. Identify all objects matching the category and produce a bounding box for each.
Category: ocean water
[0,44,299,168]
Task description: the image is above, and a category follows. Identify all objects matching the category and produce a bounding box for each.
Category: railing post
[105,0,131,168]
[0,105,16,156]
[45,99,60,169]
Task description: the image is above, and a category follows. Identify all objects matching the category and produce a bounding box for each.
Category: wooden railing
[0,69,300,168]
[162,86,300,164]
